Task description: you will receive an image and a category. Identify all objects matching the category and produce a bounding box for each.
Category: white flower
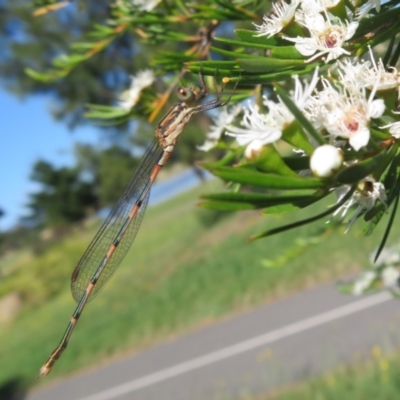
[310,144,343,177]
[227,70,319,152]
[253,0,300,38]
[284,11,359,62]
[132,0,161,12]
[197,104,242,151]
[381,116,400,139]
[301,0,340,12]
[337,51,399,96]
[118,69,155,111]
[353,271,376,295]
[363,48,399,92]
[332,176,387,232]
[336,58,372,93]
[381,266,400,288]
[311,78,385,151]
[226,103,283,147]
[356,0,381,19]
[291,67,320,109]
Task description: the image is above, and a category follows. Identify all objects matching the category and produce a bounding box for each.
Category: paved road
[26,283,400,400]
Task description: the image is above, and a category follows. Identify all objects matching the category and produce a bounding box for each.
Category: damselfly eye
[177,87,195,101]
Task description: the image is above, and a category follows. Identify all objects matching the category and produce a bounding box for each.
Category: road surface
[26,282,400,400]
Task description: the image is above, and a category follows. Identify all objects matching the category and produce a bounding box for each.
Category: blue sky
[0,89,101,231]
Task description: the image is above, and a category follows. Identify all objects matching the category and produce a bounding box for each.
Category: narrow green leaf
[201,190,327,211]
[25,68,52,82]
[270,46,304,60]
[282,155,310,171]
[282,120,315,155]
[240,145,298,176]
[336,151,387,184]
[85,106,130,119]
[209,46,256,59]
[234,29,278,46]
[203,190,317,202]
[187,61,320,84]
[262,191,327,213]
[186,60,238,68]
[261,203,301,214]
[383,153,400,191]
[237,57,304,73]
[374,179,400,261]
[25,67,69,82]
[248,183,357,241]
[214,36,275,50]
[184,64,236,77]
[201,148,244,169]
[211,167,325,189]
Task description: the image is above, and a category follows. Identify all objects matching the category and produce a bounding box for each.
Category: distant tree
[0,0,137,128]
[0,0,218,166]
[27,160,98,226]
[75,143,140,206]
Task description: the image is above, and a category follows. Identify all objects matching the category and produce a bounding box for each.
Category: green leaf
[373,178,400,261]
[261,203,301,214]
[282,155,310,171]
[201,148,244,169]
[382,152,400,192]
[85,105,131,119]
[209,46,256,59]
[214,36,275,50]
[211,167,325,189]
[248,183,357,241]
[203,189,317,203]
[234,29,278,46]
[200,190,327,211]
[336,151,387,184]
[187,60,239,68]
[281,120,315,155]
[187,61,320,84]
[240,145,298,176]
[25,67,69,82]
[237,57,305,73]
[269,46,304,60]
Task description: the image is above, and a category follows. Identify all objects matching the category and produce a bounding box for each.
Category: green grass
[0,180,398,393]
[251,347,400,400]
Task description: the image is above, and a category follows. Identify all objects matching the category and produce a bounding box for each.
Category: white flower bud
[244,139,264,160]
[310,144,343,177]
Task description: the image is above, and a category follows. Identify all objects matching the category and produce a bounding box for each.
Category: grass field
[249,346,400,400]
[0,180,398,394]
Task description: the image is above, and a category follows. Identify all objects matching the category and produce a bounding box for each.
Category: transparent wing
[70,140,163,302]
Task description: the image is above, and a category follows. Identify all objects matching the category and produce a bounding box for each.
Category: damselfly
[39,74,232,378]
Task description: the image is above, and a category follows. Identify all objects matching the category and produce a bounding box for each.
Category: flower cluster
[350,243,400,295]
[198,0,400,235]
[200,52,395,154]
[254,0,364,63]
[330,176,387,233]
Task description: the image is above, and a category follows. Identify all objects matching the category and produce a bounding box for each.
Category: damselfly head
[177,86,199,102]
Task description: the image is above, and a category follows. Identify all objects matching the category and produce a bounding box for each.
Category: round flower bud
[310,144,343,177]
[244,140,264,160]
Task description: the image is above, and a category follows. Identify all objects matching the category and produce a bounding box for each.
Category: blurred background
[2,1,400,400]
